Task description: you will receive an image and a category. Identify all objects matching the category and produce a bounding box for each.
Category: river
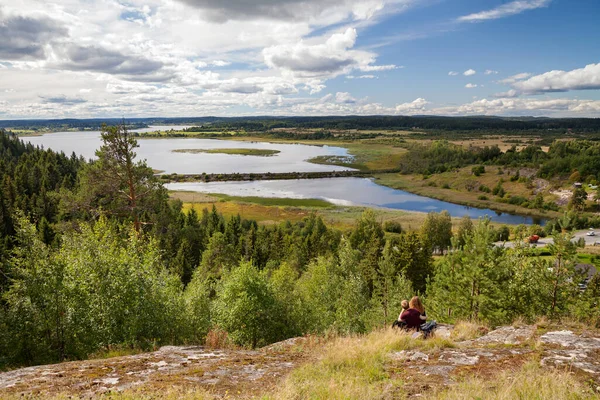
[23,126,544,224]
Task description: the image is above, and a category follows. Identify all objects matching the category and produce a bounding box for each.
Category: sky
[0,0,599,119]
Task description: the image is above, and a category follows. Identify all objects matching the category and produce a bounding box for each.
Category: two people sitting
[392,296,437,338]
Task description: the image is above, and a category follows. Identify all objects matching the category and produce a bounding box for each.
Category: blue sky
[0,0,599,118]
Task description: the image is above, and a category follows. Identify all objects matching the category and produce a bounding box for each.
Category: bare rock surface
[0,341,310,398]
[539,330,600,381]
[3,326,600,398]
[465,325,535,346]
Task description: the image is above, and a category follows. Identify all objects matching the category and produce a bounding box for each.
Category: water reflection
[166,178,546,225]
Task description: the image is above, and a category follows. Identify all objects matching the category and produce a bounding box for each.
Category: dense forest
[3,115,600,133]
[0,127,599,369]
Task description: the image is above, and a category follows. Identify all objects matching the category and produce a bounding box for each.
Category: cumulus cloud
[263,27,395,90]
[59,45,169,81]
[499,72,531,84]
[463,69,476,76]
[174,0,396,23]
[335,92,357,103]
[264,28,358,75]
[0,9,68,60]
[492,89,519,98]
[457,0,550,23]
[395,98,429,114]
[465,83,477,88]
[432,97,600,116]
[448,71,459,76]
[511,63,600,94]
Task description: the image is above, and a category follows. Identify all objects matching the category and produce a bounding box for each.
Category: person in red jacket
[400,296,427,330]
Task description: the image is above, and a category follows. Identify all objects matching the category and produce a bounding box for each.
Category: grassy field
[169,191,514,231]
[172,148,280,156]
[373,167,563,220]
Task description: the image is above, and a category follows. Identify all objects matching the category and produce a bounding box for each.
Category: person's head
[401,300,409,310]
[409,296,424,314]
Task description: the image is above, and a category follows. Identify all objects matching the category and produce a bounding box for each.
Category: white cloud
[395,98,428,114]
[430,97,600,117]
[511,63,600,94]
[484,70,498,75]
[174,0,405,23]
[499,72,531,84]
[211,60,231,67]
[463,69,476,76]
[457,0,550,23]
[448,71,459,76]
[360,64,398,72]
[346,74,376,79]
[493,89,519,98]
[262,28,395,92]
[335,92,357,103]
[465,83,477,88]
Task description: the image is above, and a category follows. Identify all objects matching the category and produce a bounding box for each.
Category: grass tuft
[451,321,489,341]
[432,361,598,400]
[268,328,454,400]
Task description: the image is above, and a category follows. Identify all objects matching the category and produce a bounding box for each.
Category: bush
[442,183,451,189]
[383,220,403,234]
[478,195,489,200]
[471,165,485,176]
[2,216,189,364]
[478,185,491,193]
[213,262,286,348]
[508,196,528,206]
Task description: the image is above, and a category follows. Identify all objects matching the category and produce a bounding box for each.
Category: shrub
[383,220,403,234]
[471,165,485,176]
[442,183,451,189]
[478,195,489,200]
[213,261,286,348]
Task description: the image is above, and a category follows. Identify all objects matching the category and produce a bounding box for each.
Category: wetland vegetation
[173,148,281,157]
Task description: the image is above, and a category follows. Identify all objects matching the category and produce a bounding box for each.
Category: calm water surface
[25,127,543,224]
[166,178,545,225]
[24,126,353,174]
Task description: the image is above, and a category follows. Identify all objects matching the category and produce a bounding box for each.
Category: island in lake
[173,148,280,157]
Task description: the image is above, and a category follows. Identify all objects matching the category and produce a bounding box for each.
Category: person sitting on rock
[400,296,425,331]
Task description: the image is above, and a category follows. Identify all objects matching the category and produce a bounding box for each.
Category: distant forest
[3,116,600,133]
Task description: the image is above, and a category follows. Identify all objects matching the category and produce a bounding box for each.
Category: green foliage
[471,165,485,176]
[75,124,167,233]
[456,215,474,247]
[420,211,452,254]
[427,219,510,325]
[213,261,285,348]
[382,220,403,234]
[569,187,588,211]
[1,216,188,364]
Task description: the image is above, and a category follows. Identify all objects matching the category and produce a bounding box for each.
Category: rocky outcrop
[2,326,600,398]
[0,341,310,398]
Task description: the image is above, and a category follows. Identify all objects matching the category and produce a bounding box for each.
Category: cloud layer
[457,0,550,23]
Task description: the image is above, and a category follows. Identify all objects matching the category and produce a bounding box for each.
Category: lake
[24,126,354,174]
[166,178,545,225]
[24,126,544,225]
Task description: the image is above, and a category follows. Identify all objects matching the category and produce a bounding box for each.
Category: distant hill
[2,115,600,133]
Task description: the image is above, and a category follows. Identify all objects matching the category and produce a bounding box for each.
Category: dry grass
[430,362,597,400]
[450,321,489,341]
[267,329,454,400]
